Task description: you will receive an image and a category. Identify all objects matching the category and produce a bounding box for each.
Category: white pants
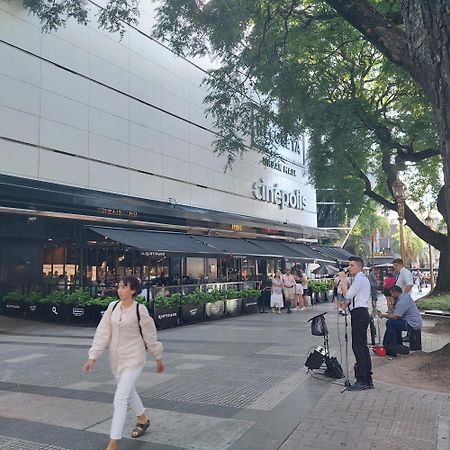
[110,366,145,440]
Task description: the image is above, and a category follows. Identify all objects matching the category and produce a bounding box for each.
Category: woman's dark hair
[120,274,142,297]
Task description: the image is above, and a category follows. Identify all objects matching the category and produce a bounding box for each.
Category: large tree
[20,0,449,291]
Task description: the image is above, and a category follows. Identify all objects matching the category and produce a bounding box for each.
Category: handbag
[324,356,344,379]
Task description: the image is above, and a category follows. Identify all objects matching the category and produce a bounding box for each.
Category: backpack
[324,356,344,379]
[112,301,147,349]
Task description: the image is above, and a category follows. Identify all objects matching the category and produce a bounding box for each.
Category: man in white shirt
[393,258,413,293]
[339,256,373,391]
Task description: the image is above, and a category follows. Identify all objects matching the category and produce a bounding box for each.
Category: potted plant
[1,290,25,317]
[41,290,70,323]
[66,289,96,325]
[224,289,243,317]
[180,289,206,324]
[204,289,225,320]
[23,291,45,320]
[154,293,180,329]
[241,288,260,314]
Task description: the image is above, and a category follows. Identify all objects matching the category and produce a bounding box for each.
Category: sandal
[131,419,150,438]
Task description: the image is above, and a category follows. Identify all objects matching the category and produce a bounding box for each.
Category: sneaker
[301,307,306,311]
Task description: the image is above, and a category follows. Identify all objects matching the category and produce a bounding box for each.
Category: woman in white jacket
[84,274,164,450]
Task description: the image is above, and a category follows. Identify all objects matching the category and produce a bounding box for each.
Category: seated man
[377,285,422,347]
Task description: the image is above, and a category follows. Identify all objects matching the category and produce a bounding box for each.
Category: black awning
[246,239,301,259]
[89,227,227,256]
[314,246,353,263]
[191,236,270,257]
[282,242,335,263]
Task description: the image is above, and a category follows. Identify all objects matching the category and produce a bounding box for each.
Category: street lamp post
[392,178,406,263]
[425,214,435,291]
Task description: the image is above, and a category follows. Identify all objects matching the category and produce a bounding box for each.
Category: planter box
[180,303,205,324]
[242,297,259,314]
[326,290,334,302]
[24,304,51,321]
[47,304,68,324]
[225,298,243,317]
[205,300,225,320]
[1,301,25,317]
[315,292,326,303]
[66,304,105,326]
[154,306,179,329]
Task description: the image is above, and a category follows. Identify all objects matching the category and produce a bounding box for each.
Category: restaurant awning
[314,246,353,263]
[246,239,299,258]
[191,236,270,257]
[281,242,335,263]
[89,227,227,256]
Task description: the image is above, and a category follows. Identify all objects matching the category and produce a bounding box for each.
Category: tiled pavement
[0,286,448,450]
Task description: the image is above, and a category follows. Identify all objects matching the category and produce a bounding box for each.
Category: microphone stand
[341,306,351,392]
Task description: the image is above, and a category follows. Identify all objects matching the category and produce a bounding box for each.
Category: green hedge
[416,294,450,311]
[153,288,260,308]
[308,279,333,293]
[2,287,261,309]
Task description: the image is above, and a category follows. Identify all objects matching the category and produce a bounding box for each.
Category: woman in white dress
[271,270,284,314]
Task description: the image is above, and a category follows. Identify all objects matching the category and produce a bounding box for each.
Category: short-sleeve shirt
[395,267,413,290]
[394,293,423,330]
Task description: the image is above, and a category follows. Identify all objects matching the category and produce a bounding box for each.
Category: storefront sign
[252,179,307,210]
[97,208,138,217]
[262,157,297,176]
[231,224,243,231]
[141,251,166,257]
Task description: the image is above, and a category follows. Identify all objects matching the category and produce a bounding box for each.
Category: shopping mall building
[0,1,349,294]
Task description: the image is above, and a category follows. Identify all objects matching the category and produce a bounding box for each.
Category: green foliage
[2,290,25,303]
[204,289,226,303]
[154,293,180,308]
[241,288,260,298]
[224,289,241,300]
[416,295,450,311]
[182,289,206,305]
[151,0,442,219]
[346,201,391,259]
[308,280,332,293]
[23,292,44,304]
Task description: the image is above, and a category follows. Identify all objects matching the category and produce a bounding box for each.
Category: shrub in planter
[180,290,206,324]
[154,293,180,329]
[204,289,225,320]
[23,292,45,320]
[241,288,260,314]
[40,290,70,323]
[1,290,25,317]
[66,289,95,325]
[224,289,243,317]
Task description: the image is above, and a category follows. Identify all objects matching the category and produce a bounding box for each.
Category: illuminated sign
[252,179,307,210]
[97,208,138,217]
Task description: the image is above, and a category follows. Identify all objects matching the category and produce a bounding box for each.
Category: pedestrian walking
[338,256,373,391]
[84,274,164,450]
[270,270,284,314]
[294,272,304,311]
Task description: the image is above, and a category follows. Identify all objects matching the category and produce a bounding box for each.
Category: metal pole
[399,218,406,263]
[429,244,435,290]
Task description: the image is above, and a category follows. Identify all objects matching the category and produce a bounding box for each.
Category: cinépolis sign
[252,179,307,210]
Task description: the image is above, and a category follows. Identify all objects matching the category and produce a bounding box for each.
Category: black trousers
[350,307,372,384]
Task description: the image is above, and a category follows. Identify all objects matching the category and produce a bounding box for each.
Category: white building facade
[0,1,337,288]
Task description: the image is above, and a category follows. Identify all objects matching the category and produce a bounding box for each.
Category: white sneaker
[301,307,306,311]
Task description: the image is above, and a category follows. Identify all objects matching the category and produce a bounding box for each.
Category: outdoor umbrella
[312,265,339,276]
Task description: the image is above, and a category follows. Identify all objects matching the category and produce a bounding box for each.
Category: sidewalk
[0,286,448,450]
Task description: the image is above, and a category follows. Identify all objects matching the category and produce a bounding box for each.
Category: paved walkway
[0,286,448,450]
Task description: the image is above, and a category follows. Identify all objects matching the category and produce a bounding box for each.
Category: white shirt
[395,267,413,291]
[345,272,370,309]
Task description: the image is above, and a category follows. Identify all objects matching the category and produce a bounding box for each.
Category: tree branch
[324,0,417,77]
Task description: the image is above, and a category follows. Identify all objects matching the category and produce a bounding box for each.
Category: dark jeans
[351,307,372,384]
[383,318,408,347]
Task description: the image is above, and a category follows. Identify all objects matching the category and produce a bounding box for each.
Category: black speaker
[305,346,326,369]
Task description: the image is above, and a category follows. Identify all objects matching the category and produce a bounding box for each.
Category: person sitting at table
[377,285,422,347]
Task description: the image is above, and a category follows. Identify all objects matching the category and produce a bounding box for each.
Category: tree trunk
[402,0,450,295]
